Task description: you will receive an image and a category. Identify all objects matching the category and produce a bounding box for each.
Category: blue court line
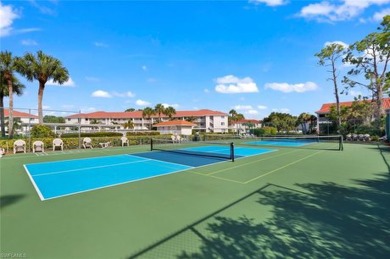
[24,155,192,201]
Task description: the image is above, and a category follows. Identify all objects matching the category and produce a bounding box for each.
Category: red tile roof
[154,120,196,127]
[66,109,228,119]
[316,98,390,114]
[3,108,39,118]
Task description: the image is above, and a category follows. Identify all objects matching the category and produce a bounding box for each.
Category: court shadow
[128,173,390,258]
[378,144,390,173]
[0,194,26,209]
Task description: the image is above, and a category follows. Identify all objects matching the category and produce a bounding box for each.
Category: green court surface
[1,142,389,258]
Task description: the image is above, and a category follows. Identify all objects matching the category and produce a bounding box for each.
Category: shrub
[61,132,123,138]
[30,125,55,138]
[257,126,277,136]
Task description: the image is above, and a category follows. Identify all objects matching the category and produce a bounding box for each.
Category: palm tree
[0,51,23,138]
[142,107,155,130]
[122,120,134,129]
[0,71,25,137]
[297,112,311,134]
[154,103,165,122]
[15,50,69,124]
[164,106,176,120]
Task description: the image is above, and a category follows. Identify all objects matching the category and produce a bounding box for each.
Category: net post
[150,138,153,151]
[339,135,344,151]
[230,142,235,162]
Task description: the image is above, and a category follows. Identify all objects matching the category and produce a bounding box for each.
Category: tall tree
[0,71,25,137]
[343,15,390,129]
[228,109,245,124]
[264,112,297,133]
[164,106,176,119]
[154,103,165,122]
[16,50,69,124]
[315,43,346,129]
[142,107,155,130]
[297,112,312,134]
[0,51,19,138]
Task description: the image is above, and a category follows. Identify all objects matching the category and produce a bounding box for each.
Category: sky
[1,0,390,119]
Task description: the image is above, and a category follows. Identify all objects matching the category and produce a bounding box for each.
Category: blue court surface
[24,146,275,200]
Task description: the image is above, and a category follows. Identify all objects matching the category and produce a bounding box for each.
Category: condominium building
[65,109,229,133]
[315,97,390,134]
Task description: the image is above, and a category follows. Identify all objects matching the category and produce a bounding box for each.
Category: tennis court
[1,140,389,259]
[24,144,275,200]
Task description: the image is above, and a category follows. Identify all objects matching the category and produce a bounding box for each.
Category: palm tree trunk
[38,81,45,124]
[7,76,14,138]
[332,60,341,129]
[0,93,5,137]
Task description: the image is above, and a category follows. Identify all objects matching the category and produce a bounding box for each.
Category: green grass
[1,143,389,258]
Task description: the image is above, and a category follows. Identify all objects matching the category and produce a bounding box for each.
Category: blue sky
[1,0,390,119]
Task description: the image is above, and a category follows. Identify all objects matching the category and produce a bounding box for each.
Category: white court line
[23,164,45,201]
[32,158,151,177]
[26,154,134,166]
[40,165,195,201]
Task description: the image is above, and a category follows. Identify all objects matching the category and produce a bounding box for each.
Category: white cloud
[298,0,390,22]
[142,65,148,71]
[136,99,151,106]
[0,2,19,37]
[112,91,135,98]
[91,90,135,98]
[29,0,56,15]
[162,103,179,108]
[215,75,259,94]
[234,105,254,111]
[265,81,318,93]
[272,108,290,113]
[94,42,109,48]
[47,77,75,87]
[21,39,38,46]
[92,90,112,98]
[14,28,41,34]
[249,0,287,7]
[247,110,259,115]
[324,40,349,49]
[372,8,390,21]
[257,105,268,110]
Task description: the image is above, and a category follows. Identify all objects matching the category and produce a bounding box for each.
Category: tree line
[123,104,177,130]
[0,50,69,138]
[315,15,389,136]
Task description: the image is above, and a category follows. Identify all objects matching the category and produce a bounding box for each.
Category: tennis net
[244,135,343,151]
[151,138,235,161]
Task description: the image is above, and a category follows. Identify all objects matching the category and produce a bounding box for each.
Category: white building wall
[212,116,228,133]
